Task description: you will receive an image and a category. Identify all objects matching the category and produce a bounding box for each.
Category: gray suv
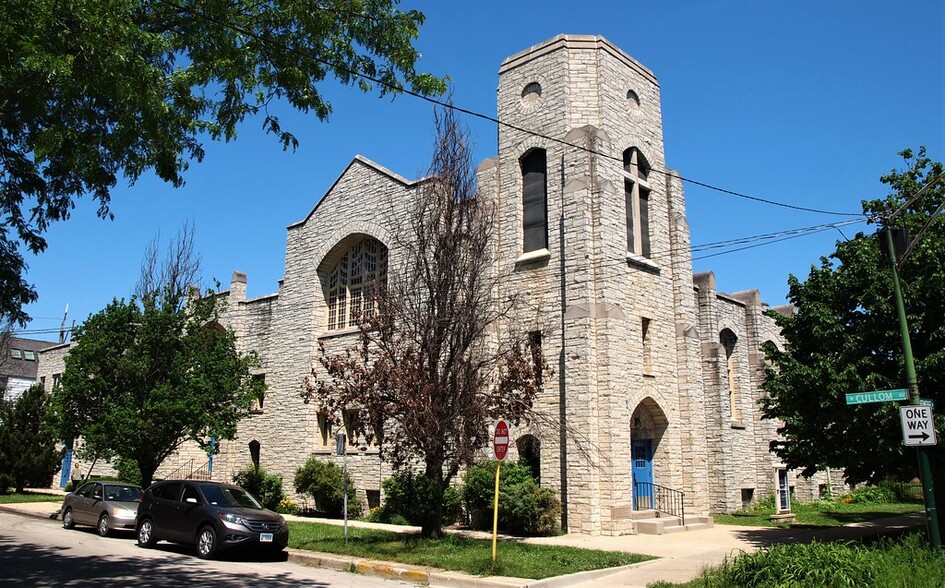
[135,480,289,559]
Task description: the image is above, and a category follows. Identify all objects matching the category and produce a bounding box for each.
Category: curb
[0,504,61,522]
[287,549,439,584]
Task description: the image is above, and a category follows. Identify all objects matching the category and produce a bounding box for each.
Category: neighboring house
[1,336,54,403]
[38,35,842,531]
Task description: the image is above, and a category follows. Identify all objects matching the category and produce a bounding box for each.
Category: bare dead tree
[135,221,202,311]
[303,107,545,537]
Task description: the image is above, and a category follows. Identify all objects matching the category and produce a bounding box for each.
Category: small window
[182,484,201,504]
[52,374,62,389]
[641,318,653,373]
[23,350,36,361]
[156,482,183,501]
[10,348,22,359]
[529,331,543,387]
[521,149,548,253]
[623,147,651,258]
[627,89,640,106]
[250,374,265,413]
[318,411,332,446]
[741,488,754,509]
[522,82,542,98]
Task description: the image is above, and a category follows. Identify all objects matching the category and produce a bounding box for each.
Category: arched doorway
[630,398,668,510]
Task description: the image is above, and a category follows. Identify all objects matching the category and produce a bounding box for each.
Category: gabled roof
[289,155,429,229]
[1,336,56,379]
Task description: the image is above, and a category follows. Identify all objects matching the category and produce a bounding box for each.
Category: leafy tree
[0,383,62,493]
[0,0,446,327]
[303,107,546,537]
[761,147,945,529]
[48,229,262,487]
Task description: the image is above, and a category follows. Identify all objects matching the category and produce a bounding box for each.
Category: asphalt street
[0,511,419,587]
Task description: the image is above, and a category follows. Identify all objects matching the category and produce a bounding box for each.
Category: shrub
[233,464,286,511]
[276,497,298,515]
[294,456,361,518]
[113,457,142,485]
[842,484,896,504]
[462,460,561,536]
[377,471,462,527]
[0,473,13,494]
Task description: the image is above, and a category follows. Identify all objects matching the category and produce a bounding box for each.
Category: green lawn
[288,521,653,579]
[712,501,922,528]
[0,492,65,504]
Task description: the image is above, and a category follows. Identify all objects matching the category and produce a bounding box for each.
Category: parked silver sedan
[61,481,142,537]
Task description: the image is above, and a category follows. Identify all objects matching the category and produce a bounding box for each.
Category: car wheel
[61,508,75,530]
[137,518,156,548]
[196,525,218,560]
[97,513,110,537]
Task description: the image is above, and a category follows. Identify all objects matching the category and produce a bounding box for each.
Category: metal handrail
[162,459,194,481]
[160,458,212,481]
[633,481,686,526]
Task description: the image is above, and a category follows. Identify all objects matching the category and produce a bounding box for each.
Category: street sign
[919,398,936,409]
[845,389,908,405]
[493,419,510,461]
[900,405,937,447]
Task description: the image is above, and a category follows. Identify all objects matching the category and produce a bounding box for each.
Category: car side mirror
[185,497,199,504]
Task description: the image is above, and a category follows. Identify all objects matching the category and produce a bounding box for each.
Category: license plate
[260,532,273,542]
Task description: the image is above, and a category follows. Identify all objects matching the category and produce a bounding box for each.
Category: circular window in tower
[521,82,542,107]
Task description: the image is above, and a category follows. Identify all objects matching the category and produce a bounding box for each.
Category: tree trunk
[139,462,157,489]
[421,456,445,538]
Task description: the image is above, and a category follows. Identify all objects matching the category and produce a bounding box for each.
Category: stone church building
[40,35,837,534]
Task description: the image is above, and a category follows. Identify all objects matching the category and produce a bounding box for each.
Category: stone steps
[634,515,714,535]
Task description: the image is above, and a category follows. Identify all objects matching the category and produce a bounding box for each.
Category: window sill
[626,252,660,274]
[730,421,746,430]
[317,326,361,341]
[516,248,551,266]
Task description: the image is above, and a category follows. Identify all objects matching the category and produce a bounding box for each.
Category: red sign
[493,419,510,461]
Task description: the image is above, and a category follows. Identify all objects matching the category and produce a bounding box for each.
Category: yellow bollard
[491,461,501,561]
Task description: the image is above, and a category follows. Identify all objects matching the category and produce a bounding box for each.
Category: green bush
[462,460,561,536]
[0,474,13,494]
[233,464,286,511]
[698,533,945,588]
[376,471,462,527]
[842,484,896,504]
[294,456,361,518]
[113,457,142,485]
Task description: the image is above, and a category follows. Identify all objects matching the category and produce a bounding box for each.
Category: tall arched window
[623,147,651,258]
[521,149,548,253]
[326,238,388,330]
[720,329,741,422]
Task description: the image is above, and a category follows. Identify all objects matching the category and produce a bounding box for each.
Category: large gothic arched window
[326,238,388,330]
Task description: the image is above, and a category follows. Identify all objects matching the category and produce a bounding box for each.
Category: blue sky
[18,0,944,340]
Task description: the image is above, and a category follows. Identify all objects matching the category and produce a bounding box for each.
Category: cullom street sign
[845,389,908,405]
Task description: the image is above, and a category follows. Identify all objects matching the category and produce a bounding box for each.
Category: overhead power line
[163,1,863,218]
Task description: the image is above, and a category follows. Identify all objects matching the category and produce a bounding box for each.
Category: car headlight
[220,513,247,526]
[113,507,136,518]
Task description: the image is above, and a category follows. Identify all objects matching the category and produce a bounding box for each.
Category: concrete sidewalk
[0,498,925,587]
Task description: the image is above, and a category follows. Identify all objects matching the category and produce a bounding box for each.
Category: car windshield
[199,484,263,509]
[104,485,141,502]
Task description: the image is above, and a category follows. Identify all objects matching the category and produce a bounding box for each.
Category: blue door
[632,439,653,509]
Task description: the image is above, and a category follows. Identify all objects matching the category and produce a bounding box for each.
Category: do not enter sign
[493,419,510,461]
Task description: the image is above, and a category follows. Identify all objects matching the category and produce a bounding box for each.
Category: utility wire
[163,1,863,218]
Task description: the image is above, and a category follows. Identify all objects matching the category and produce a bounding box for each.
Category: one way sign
[900,405,937,447]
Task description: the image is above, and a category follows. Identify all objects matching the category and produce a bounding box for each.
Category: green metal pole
[885,226,941,548]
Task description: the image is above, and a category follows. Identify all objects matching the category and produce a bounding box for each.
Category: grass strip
[287,521,653,579]
[712,501,921,528]
[0,492,65,504]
